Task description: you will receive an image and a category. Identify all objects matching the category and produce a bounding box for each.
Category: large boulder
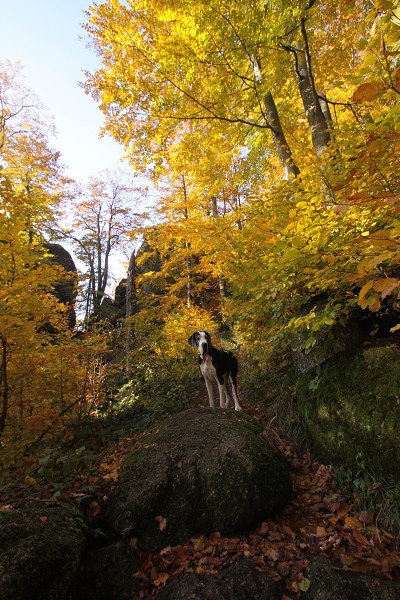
[292,320,364,374]
[305,555,400,599]
[69,541,139,600]
[296,346,400,481]
[0,503,86,600]
[105,408,292,551]
[158,558,280,600]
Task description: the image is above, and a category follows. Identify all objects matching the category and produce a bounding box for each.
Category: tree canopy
[84,0,400,350]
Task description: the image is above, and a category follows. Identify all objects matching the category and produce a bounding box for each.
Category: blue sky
[0,0,124,181]
[0,0,140,287]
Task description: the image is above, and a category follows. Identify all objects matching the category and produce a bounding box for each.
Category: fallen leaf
[344,516,362,530]
[316,526,328,537]
[258,522,269,536]
[358,511,373,524]
[153,572,169,587]
[340,553,355,567]
[192,537,205,551]
[155,515,167,531]
[267,547,280,562]
[352,529,370,546]
[129,538,137,550]
[299,577,311,592]
[336,503,352,519]
[282,525,296,540]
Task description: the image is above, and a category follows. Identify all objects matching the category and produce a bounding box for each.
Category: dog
[188,331,242,411]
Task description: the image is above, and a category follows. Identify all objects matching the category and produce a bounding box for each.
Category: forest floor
[1,400,400,599]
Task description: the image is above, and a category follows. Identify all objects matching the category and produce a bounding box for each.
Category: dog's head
[188,330,211,357]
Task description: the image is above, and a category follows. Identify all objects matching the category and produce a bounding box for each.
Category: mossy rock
[158,558,280,599]
[296,346,400,480]
[0,503,86,600]
[69,541,139,600]
[304,555,400,599]
[105,408,292,551]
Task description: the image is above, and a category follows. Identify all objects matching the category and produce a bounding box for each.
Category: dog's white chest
[200,356,217,382]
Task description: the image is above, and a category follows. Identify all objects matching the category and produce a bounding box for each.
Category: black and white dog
[188,331,242,411]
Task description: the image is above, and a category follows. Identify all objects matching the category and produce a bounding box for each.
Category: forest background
[1,0,400,487]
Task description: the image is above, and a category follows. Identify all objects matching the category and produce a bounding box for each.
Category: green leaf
[299,577,311,592]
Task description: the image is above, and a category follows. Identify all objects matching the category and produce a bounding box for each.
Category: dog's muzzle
[200,342,209,357]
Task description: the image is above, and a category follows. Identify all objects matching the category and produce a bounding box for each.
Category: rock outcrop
[305,555,400,599]
[105,408,292,551]
[158,558,280,600]
[46,242,78,328]
[296,346,400,481]
[0,503,86,600]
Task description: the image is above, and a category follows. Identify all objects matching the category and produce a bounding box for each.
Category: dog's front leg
[205,379,215,408]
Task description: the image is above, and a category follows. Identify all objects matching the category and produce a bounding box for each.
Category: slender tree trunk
[295,19,331,158]
[251,55,300,179]
[263,93,301,179]
[125,249,137,372]
[0,336,9,435]
[210,196,228,299]
[182,176,192,308]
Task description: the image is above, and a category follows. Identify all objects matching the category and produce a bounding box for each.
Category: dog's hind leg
[231,383,242,411]
[230,373,242,412]
[221,374,232,409]
[217,381,228,408]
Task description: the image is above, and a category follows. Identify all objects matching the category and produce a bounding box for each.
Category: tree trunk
[182,176,192,309]
[295,19,331,158]
[0,336,9,435]
[250,55,300,180]
[125,249,137,372]
[263,93,301,180]
[210,196,228,298]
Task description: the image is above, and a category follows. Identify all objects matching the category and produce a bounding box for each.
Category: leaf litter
[1,406,399,598]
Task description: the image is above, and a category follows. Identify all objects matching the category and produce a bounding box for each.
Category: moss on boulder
[296,346,400,480]
[304,555,400,599]
[105,408,292,551]
[0,503,86,600]
[158,558,280,599]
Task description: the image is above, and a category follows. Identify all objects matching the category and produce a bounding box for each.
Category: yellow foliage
[162,304,219,358]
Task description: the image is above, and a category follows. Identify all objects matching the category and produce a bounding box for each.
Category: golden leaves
[351,80,388,103]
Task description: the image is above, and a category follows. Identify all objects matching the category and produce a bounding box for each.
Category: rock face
[98,279,127,326]
[292,320,364,374]
[305,556,400,599]
[105,408,292,551]
[46,242,78,328]
[296,346,400,481]
[0,503,86,600]
[69,541,139,600]
[158,556,400,600]
[158,558,280,600]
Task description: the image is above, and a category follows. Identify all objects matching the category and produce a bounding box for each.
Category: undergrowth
[333,465,400,538]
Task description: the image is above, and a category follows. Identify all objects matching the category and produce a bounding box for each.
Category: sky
[0,0,124,180]
[0,0,137,287]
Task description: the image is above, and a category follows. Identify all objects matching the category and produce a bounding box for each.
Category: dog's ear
[188,333,198,347]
